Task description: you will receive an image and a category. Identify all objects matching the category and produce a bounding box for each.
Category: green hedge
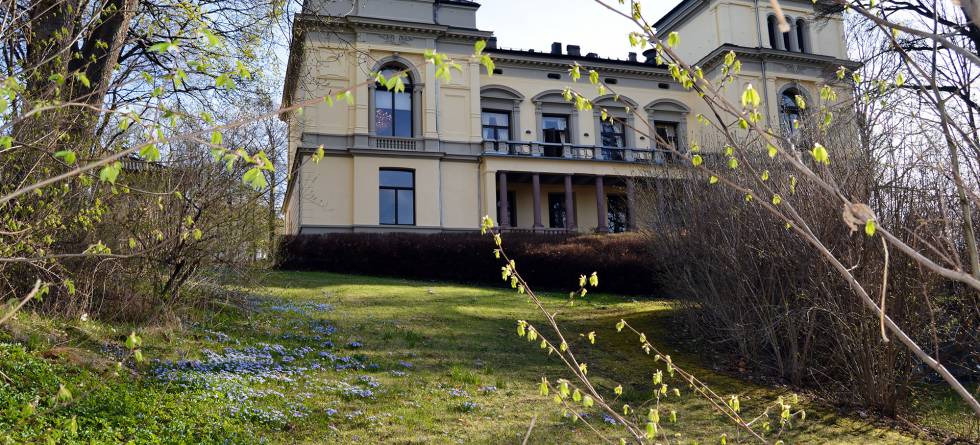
[275,232,659,295]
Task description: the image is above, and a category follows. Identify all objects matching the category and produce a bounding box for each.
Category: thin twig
[0,280,41,326]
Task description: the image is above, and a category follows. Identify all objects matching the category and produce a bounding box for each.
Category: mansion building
[282,0,854,234]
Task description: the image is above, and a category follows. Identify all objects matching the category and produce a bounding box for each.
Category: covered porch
[494,171,638,233]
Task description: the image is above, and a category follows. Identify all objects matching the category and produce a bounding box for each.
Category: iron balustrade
[481,140,681,165]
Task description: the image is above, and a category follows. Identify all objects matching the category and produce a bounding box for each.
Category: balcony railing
[373,136,421,151]
[482,140,682,164]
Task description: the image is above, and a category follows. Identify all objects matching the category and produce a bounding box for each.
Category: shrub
[641,154,978,415]
[275,232,659,295]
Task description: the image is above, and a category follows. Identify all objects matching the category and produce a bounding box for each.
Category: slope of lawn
[0,271,950,444]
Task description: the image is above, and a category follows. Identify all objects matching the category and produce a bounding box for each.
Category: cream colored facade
[281,0,854,234]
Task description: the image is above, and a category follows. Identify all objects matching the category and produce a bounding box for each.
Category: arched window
[796,19,809,53]
[782,16,794,51]
[375,65,413,137]
[767,15,780,49]
[779,88,804,134]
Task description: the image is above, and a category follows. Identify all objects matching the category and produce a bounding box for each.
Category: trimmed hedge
[275,232,659,295]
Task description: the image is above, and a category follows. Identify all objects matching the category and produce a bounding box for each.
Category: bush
[275,232,659,295]
[641,150,978,416]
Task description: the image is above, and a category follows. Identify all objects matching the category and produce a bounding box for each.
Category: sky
[475,0,683,60]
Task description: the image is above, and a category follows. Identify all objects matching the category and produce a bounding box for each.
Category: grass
[0,271,961,444]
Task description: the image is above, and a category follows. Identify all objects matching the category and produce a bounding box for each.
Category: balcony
[373,136,421,151]
[481,140,682,164]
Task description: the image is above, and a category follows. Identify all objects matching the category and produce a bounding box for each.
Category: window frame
[599,120,626,148]
[767,15,780,49]
[481,109,512,141]
[547,192,577,229]
[374,66,414,138]
[779,89,804,134]
[542,114,571,143]
[379,168,416,226]
[795,18,808,53]
[607,194,629,233]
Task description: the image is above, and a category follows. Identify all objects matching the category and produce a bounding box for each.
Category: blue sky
[475,0,682,59]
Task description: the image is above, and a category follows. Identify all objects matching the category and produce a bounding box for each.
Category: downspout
[754,0,773,124]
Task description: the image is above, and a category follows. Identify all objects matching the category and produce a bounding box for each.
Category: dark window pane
[380,68,401,80]
[607,195,628,233]
[375,89,393,136]
[780,90,802,133]
[482,112,509,126]
[602,134,624,148]
[379,189,396,224]
[767,16,778,48]
[380,170,413,188]
[397,190,414,224]
[542,116,567,130]
[376,110,393,136]
[796,20,807,52]
[655,123,678,149]
[548,193,566,228]
[393,110,412,137]
[394,92,411,110]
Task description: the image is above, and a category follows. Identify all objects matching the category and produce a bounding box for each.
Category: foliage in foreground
[0,272,941,444]
[0,341,253,444]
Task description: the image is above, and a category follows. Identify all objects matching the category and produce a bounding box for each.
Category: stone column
[596,176,608,233]
[626,179,637,231]
[564,174,576,231]
[498,171,510,228]
[532,173,543,229]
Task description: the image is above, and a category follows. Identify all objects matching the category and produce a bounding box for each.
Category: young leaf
[54,150,77,165]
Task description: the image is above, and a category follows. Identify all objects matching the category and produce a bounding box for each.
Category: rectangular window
[482,110,511,141]
[375,90,412,137]
[601,120,626,161]
[548,192,576,229]
[542,115,569,157]
[654,122,678,150]
[607,194,629,233]
[379,169,415,225]
[600,121,625,147]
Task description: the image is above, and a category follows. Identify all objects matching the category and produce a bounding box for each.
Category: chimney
[487,37,497,49]
[642,48,658,64]
[551,42,563,55]
[628,52,638,62]
[566,45,581,57]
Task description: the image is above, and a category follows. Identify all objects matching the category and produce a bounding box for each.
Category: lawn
[0,271,945,443]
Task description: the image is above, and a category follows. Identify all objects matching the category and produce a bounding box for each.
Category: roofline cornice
[698,44,861,72]
[292,14,492,39]
[487,50,674,78]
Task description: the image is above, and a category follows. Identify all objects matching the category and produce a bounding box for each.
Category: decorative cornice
[698,44,861,74]
[487,49,675,78]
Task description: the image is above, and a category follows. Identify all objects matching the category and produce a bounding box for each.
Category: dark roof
[436,0,480,6]
[486,47,667,71]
